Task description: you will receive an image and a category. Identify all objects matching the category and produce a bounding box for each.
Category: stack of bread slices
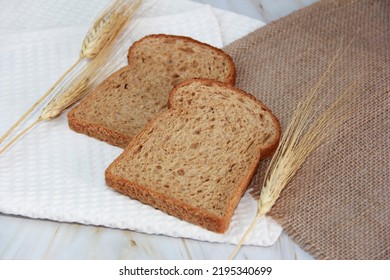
[68,34,281,233]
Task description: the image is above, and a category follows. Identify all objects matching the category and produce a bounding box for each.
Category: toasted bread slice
[68,34,235,147]
[105,79,281,233]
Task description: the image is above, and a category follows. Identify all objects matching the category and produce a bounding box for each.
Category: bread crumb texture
[106,79,280,233]
[68,34,235,147]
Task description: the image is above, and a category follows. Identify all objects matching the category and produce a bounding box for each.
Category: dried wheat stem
[0,0,140,147]
[80,11,119,59]
[229,88,355,260]
[80,0,142,59]
[41,0,142,121]
[0,118,42,156]
[0,58,81,145]
[228,40,356,259]
[228,213,263,260]
[80,0,123,59]
[0,0,142,155]
[40,78,90,120]
[40,2,143,121]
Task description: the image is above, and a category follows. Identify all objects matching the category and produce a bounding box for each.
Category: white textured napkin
[0,0,281,246]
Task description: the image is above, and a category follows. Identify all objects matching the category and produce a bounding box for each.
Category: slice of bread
[68,34,235,147]
[105,79,281,233]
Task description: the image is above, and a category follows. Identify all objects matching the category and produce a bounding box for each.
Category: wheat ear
[0,0,138,145]
[228,41,356,259]
[0,61,80,145]
[0,0,142,155]
[40,1,142,121]
[80,0,141,59]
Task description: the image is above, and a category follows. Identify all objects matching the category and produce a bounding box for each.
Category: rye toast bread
[68,34,235,147]
[105,79,281,233]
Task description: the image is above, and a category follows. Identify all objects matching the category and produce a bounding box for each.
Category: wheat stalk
[40,1,142,121]
[0,0,142,155]
[228,41,356,259]
[80,0,140,60]
[0,0,141,147]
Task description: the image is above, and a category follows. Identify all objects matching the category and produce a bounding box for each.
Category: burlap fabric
[224,0,389,259]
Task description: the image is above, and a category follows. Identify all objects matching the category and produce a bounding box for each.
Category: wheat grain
[0,0,142,155]
[40,22,143,121]
[40,43,119,121]
[40,78,90,120]
[0,0,141,148]
[80,0,142,59]
[228,41,356,260]
[39,1,143,121]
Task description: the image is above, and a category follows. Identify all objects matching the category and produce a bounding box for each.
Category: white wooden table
[0,0,318,260]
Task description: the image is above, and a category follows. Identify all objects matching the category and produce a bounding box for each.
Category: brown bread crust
[127,34,236,85]
[68,109,131,148]
[105,79,281,233]
[168,78,281,157]
[68,34,236,147]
